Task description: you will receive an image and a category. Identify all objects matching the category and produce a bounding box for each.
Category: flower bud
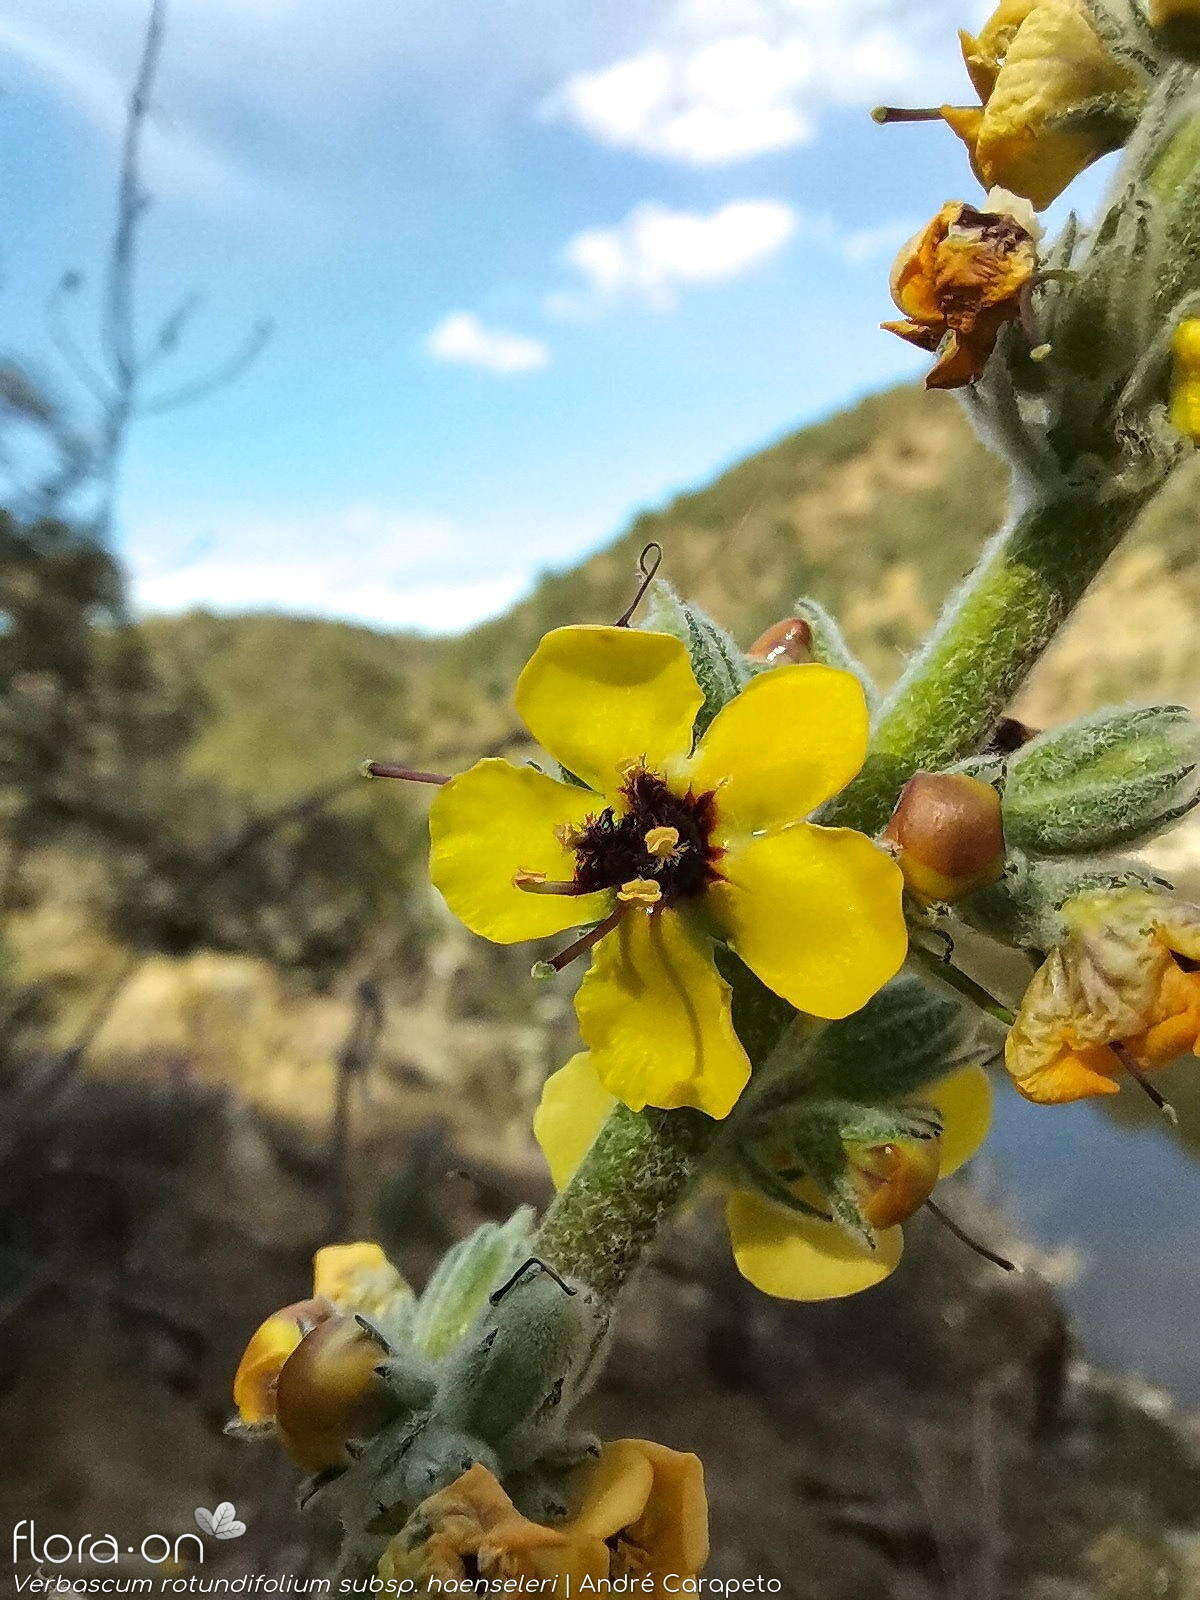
[232,1296,335,1425]
[1004,705,1200,855]
[883,771,1006,904]
[747,618,813,666]
[846,1136,943,1230]
[1150,0,1200,59]
[274,1314,392,1473]
[1171,319,1200,441]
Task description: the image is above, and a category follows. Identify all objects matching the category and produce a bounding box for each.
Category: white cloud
[126,505,534,632]
[551,199,797,314]
[133,562,528,631]
[544,0,973,166]
[426,312,550,374]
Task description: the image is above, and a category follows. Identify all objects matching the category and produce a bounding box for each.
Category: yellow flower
[535,1053,992,1301]
[1006,890,1200,1104]
[882,191,1040,389]
[562,1438,709,1595]
[430,626,907,1120]
[1171,319,1200,442]
[378,1464,609,1597]
[379,1444,708,1600]
[947,0,1142,209]
[232,1241,407,1470]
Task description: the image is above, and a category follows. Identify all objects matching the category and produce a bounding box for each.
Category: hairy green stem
[822,491,1143,836]
[535,487,1144,1301]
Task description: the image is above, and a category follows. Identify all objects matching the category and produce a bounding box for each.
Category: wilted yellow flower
[883,190,1040,388]
[948,0,1143,209]
[883,770,1006,903]
[563,1438,709,1594]
[313,1241,409,1319]
[1006,890,1200,1104]
[535,1054,992,1301]
[380,1445,709,1600]
[379,1464,606,1595]
[430,626,906,1120]
[1171,319,1200,442]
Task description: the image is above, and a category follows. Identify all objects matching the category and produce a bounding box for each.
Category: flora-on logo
[194,1502,246,1540]
[12,1520,206,1567]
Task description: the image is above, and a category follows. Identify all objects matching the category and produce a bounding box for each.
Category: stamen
[513,871,591,896]
[615,542,664,628]
[1113,1044,1179,1125]
[872,105,950,124]
[618,878,662,905]
[555,822,585,849]
[538,906,625,974]
[925,1198,1017,1273]
[644,826,680,860]
[361,760,450,786]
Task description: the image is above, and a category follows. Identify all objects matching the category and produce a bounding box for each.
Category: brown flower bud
[883,771,1005,904]
[274,1314,391,1473]
[747,618,813,666]
[847,1136,943,1229]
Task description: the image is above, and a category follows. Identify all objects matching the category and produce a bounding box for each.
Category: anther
[361,760,450,786]
[555,822,585,849]
[644,826,680,860]
[618,879,662,905]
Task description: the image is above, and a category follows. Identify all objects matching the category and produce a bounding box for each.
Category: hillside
[145,383,1200,811]
[13,379,1199,1138]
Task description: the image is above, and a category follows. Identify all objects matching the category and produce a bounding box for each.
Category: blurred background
[4,3,1200,1596]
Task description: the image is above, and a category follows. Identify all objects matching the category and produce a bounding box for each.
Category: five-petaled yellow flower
[379,1442,708,1599]
[1006,890,1200,1104]
[429,626,907,1120]
[535,1053,992,1300]
[944,0,1143,210]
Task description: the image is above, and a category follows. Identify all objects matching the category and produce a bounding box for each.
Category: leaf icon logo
[195,1502,247,1540]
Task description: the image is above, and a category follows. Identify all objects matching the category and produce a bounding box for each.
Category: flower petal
[708,825,906,1019]
[920,1065,993,1176]
[429,759,611,943]
[533,1054,616,1191]
[575,909,750,1118]
[726,1191,903,1301]
[515,626,703,797]
[686,665,870,840]
[569,1441,655,1541]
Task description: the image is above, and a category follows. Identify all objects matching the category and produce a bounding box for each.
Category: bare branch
[140,316,274,415]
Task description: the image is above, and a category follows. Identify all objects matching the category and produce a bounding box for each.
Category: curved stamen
[615,542,664,628]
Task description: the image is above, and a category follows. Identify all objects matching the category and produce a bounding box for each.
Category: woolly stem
[534,487,1144,1302]
[821,490,1144,836]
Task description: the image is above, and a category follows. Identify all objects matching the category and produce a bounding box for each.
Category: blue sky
[2,0,1102,631]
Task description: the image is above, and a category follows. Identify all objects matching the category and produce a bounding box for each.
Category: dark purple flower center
[572,768,722,902]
